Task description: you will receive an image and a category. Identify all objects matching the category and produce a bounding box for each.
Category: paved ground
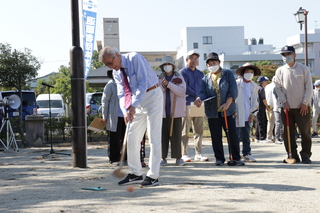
[1,137,320,213]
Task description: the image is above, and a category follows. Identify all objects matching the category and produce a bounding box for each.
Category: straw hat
[236,62,261,76]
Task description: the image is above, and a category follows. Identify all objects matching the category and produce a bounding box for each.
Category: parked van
[36,94,65,119]
[0,90,37,120]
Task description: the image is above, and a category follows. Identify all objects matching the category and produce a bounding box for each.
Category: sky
[1,0,320,77]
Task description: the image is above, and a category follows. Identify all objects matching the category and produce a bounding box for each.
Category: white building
[89,20,320,88]
[176,26,320,77]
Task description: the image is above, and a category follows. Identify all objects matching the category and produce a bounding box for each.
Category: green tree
[33,65,98,116]
[0,43,41,90]
[91,50,104,70]
[252,60,279,82]
[0,43,41,141]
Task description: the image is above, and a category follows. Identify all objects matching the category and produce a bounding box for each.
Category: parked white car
[36,94,65,119]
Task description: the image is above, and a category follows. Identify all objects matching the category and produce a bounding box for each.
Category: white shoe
[266,138,274,143]
[243,154,257,162]
[254,139,260,143]
[275,140,283,144]
[260,139,271,143]
[194,154,209,161]
[181,155,191,162]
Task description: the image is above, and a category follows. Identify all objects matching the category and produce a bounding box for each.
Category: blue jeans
[237,122,252,156]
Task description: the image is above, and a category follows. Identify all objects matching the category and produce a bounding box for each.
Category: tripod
[0,108,19,152]
[42,83,70,157]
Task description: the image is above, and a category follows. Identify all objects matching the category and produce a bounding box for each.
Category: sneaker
[181,155,191,162]
[176,158,186,166]
[215,160,224,166]
[110,161,119,166]
[194,154,209,161]
[140,176,159,187]
[236,160,245,166]
[259,139,271,143]
[301,157,311,164]
[275,140,283,144]
[118,173,143,186]
[311,132,318,137]
[160,159,168,166]
[254,139,260,143]
[267,137,275,143]
[243,154,257,162]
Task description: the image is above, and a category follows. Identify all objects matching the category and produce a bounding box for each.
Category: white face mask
[282,55,294,64]
[243,73,254,81]
[208,65,220,73]
[163,65,173,73]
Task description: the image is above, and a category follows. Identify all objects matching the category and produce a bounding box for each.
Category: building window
[193,42,198,49]
[155,58,162,61]
[203,36,212,44]
[204,53,207,60]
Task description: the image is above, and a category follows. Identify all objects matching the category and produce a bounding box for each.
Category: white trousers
[312,110,319,133]
[127,87,163,179]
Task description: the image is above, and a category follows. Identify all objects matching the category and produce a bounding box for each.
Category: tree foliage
[34,65,97,108]
[0,43,41,89]
[252,60,279,82]
[91,50,104,70]
[0,43,41,141]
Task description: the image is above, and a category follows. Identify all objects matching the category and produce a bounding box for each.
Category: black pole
[70,0,87,168]
[49,87,53,152]
[304,11,308,67]
[42,83,70,157]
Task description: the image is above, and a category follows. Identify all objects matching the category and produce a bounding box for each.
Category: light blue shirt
[113,52,158,113]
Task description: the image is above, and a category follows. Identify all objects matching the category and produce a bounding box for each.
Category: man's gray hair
[99,46,120,62]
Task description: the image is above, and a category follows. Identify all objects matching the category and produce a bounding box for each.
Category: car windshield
[37,100,63,108]
[91,94,102,105]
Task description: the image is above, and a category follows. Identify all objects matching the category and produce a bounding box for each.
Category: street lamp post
[294,7,309,67]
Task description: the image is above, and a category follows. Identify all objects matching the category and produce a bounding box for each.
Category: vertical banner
[82,0,98,78]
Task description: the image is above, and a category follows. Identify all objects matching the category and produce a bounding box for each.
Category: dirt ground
[1,137,320,213]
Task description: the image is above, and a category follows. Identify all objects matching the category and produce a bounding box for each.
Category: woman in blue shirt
[194,52,244,166]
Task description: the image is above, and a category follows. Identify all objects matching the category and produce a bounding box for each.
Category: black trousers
[108,117,126,163]
[161,116,182,159]
[255,110,267,140]
[208,114,241,162]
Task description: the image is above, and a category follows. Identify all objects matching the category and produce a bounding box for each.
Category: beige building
[101,18,120,50]
[87,51,177,88]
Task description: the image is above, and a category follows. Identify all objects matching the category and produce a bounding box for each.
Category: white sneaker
[243,154,257,162]
[275,140,283,144]
[260,139,271,143]
[181,155,191,162]
[254,139,260,143]
[194,154,209,161]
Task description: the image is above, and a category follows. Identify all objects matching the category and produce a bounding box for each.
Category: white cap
[186,50,200,59]
[314,80,320,86]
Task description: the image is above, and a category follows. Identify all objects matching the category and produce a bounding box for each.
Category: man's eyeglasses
[105,55,116,67]
[188,57,198,61]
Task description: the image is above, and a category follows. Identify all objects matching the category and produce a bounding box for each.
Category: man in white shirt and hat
[311,79,320,137]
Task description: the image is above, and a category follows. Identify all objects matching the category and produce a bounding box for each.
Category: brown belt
[147,84,159,92]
